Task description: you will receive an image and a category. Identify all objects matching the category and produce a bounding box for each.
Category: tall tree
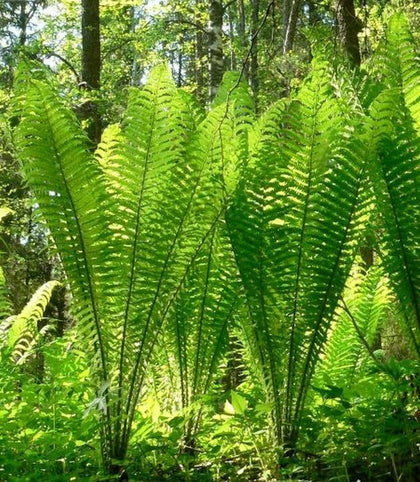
[195,0,206,102]
[334,0,362,66]
[250,0,260,110]
[81,0,101,145]
[208,0,224,100]
[282,0,302,54]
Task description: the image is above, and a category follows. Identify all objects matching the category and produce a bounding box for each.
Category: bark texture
[282,0,302,54]
[335,0,362,66]
[195,0,205,102]
[208,0,224,101]
[81,0,101,146]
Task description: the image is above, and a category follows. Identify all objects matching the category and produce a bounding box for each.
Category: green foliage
[367,15,420,351]
[315,265,392,387]
[227,56,369,447]
[14,61,244,469]
[0,207,13,320]
[0,334,99,481]
[6,10,420,480]
[2,280,59,364]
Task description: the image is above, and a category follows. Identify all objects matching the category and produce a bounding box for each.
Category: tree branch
[42,51,80,83]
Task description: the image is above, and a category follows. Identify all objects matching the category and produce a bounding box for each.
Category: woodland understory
[0,1,419,481]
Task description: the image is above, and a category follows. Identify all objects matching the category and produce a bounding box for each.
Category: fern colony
[1,12,419,480]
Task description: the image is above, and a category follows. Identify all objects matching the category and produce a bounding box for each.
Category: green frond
[212,71,255,175]
[15,61,248,463]
[227,57,370,445]
[2,280,59,364]
[0,208,13,327]
[369,87,420,347]
[372,12,420,135]
[163,218,241,440]
[315,265,392,388]
[14,72,113,382]
[212,71,254,112]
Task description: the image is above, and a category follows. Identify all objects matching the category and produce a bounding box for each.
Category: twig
[42,51,80,83]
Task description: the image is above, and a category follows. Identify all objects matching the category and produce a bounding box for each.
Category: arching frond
[14,75,113,383]
[315,265,391,388]
[2,280,59,364]
[227,58,370,446]
[14,63,239,466]
[372,12,420,135]
[369,87,420,349]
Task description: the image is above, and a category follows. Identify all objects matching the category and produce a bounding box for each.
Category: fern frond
[14,75,114,382]
[315,265,391,387]
[372,12,420,135]
[369,87,420,346]
[2,280,59,364]
[164,219,241,440]
[0,208,13,322]
[227,58,370,446]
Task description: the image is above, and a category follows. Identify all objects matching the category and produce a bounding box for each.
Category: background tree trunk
[195,1,206,103]
[250,0,260,111]
[18,1,28,46]
[334,0,362,67]
[81,0,101,146]
[208,0,224,101]
[282,0,302,54]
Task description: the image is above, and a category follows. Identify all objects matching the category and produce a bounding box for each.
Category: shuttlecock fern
[368,87,420,351]
[227,57,370,447]
[14,63,242,470]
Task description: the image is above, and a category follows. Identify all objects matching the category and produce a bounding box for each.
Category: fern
[164,220,241,445]
[0,207,13,334]
[151,72,254,448]
[1,280,59,364]
[369,87,420,350]
[227,57,370,447]
[14,63,236,468]
[315,265,391,388]
[372,13,420,135]
[367,15,420,349]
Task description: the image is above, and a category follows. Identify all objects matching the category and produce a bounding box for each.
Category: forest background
[0,0,419,481]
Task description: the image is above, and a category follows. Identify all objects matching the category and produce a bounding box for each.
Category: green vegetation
[0,2,419,481]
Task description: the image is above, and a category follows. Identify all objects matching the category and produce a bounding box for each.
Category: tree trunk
[18,1,27,46]
[237,0,249,78]
[195,1,206,103]
[282,0,302,54]
[81,0,101,146]
[208,0,224,101]
[227,5,236,70]
[250,0,260,111]
[334,0,362,67]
